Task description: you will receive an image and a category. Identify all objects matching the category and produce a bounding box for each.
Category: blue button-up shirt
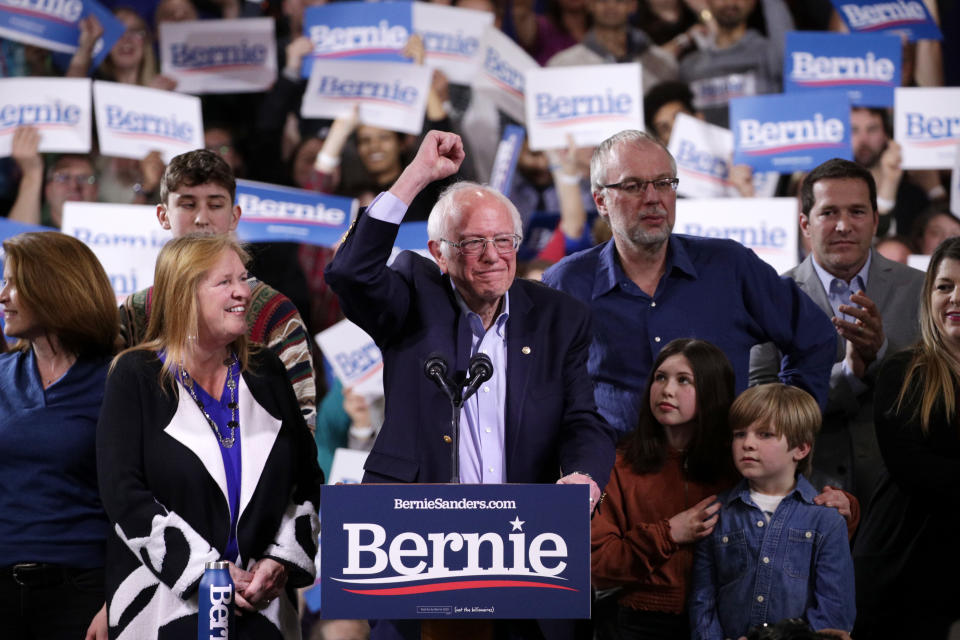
[455,289,509,484]
[543,236,836,434]
[689,475,856,639]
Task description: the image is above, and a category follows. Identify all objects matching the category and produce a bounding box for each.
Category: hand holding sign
[391,130,464,205]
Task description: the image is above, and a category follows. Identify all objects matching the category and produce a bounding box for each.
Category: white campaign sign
[472,26,538,124]
[301,60,430,135]
[894,87,960,169]
[159,18,277,94]
[329,448,369,485]
[412,3,492,85]
[668,113,778,199]
[524,63,643,150]
[0,78,91,157]
[61,202,170,301]
[315,318,384,398]
[93,81,203,163]
[675,197,798,274]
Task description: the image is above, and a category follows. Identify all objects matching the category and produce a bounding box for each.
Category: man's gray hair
[427,182,524,253]
[589,129,678,192]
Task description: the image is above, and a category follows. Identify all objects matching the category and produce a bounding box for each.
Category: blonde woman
[855,236,960,639]
[97,234,322,639]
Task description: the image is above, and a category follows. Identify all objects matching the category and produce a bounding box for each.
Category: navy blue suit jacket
[325,213,616,488]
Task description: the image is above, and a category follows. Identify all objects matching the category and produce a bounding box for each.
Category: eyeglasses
[48,173,97,186]
[120,28,147,41]
[441,234,522,256]
[603,177,679,195]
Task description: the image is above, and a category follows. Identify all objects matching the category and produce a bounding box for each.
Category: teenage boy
[119,149,316,428]
[688,383,855,639]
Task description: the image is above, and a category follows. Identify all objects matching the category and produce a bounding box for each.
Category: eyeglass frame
[47,172,97,187]
[602,177,679,195]
[439,234,523,256]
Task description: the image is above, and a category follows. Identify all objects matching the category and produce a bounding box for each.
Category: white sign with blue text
[676,198,798,274]
[315,318,383,398]
[61,201,170,301]
[93,81,203,163]
[412,3,492,85]
[830,0,942,41]
[668,113,778,199]
[731,91,852,173]
[524,63,642,151]
[301,59,430,135]
[301,1,412,78]
[784,31,901,108]
[894,87,960,169]
[0,77,92,157]
[0,0,123,68]
[234,179,356,247]
[472,26,539,125]
[159,18,276,95]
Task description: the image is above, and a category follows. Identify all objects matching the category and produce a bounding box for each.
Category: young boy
[688,383,855,639]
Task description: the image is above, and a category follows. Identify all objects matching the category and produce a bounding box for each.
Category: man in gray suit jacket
[750,158,924,502]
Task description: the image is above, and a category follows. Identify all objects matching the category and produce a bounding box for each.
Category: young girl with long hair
[591,338,735,640]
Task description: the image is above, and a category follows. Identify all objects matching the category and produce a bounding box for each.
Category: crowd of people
[1,0,959,639]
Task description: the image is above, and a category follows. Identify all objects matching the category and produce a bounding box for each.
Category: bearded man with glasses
[326,131,616,636]
[543,129,837,436]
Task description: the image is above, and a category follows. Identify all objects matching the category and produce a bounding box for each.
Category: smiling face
[801,177,878,282]
[594,140,677,252]
[158,182,240,237]
[732,419,809,494]
[428,189,517,318]
[356,126,403,182]
[931,257,960,357]
[649,354,698,431]
[196,249,250,352]
[110,9,148,72]
[0,259,41,341]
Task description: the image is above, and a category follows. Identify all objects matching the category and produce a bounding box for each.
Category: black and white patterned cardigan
[96,348,323,640]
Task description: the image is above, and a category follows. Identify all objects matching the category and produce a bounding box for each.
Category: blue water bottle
[198,560,234,640]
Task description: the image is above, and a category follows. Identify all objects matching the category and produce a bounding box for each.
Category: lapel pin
[522,346,531,355]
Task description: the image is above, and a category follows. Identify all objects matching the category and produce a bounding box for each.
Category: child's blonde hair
[729,383,821,475]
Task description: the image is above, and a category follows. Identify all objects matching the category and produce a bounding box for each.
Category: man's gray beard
[620,226,670,253]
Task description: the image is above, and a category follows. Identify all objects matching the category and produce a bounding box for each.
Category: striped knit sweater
[120,278,316,431]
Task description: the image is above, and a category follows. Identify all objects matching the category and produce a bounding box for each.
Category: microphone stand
[425,354,494,484]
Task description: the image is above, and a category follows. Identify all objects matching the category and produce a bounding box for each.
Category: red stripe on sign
[343,580,578,595]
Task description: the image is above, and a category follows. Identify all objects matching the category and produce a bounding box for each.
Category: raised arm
[325,131,464,344]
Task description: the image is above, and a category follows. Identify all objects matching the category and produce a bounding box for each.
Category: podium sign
[320,483,590,619]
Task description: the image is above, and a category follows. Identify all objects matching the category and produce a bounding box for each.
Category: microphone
[460,353,494,403]
[424,353,456,402]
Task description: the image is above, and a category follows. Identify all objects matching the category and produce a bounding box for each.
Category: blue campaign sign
[784,31,901,107]
[1,0,123,66]
[394,221,428,252]
[320,483,591,620]
[234,179,357,247]
[0,219,54,245]
[830,0,942,41]
[731,91,852,173]
[301,1,413,78]
[489,124,525,196]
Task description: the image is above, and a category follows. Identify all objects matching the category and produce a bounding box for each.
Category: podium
[319,483,591,621]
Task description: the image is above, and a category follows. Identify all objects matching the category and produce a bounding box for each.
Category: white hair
[589,129,678,192]
[426,182,524,256]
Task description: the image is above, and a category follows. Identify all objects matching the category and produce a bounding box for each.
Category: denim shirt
[689,475,856,639]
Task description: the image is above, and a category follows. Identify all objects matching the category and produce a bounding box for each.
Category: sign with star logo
[318,484,591,619]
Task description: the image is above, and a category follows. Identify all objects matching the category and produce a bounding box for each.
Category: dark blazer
[325,212,616,488]
[750,250,924,498]
[97,349,323,640]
